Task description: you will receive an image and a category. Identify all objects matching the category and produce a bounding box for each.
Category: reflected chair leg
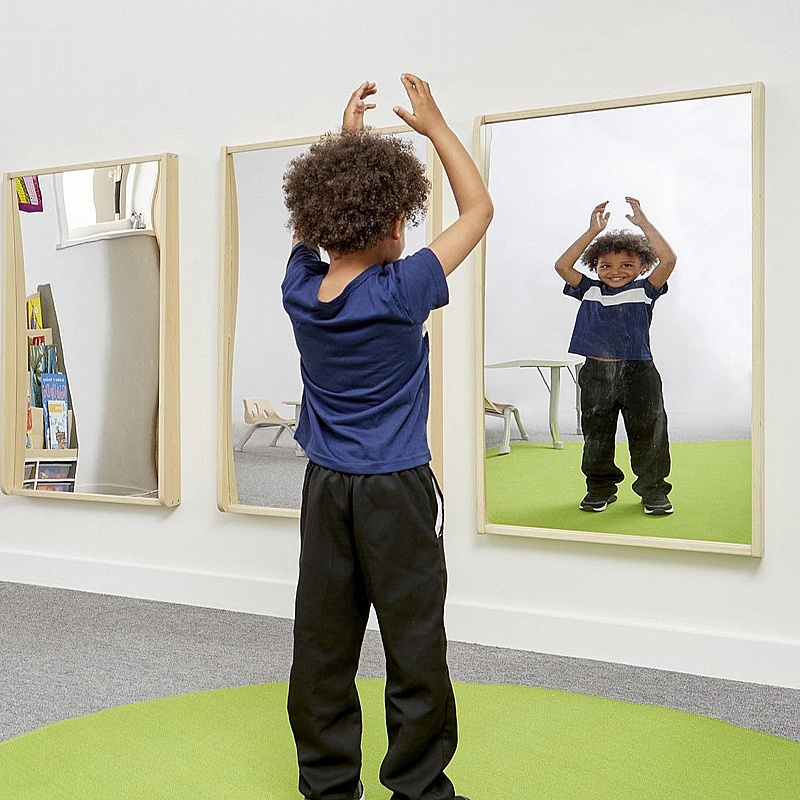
[269,426,284,447]
[499,410,512,455]
[236,425,257,452]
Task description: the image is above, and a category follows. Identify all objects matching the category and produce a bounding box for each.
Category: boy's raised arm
[342,80,377,134]
[393,73,493,276]
[625,197,676,290]
[555,202,609,288]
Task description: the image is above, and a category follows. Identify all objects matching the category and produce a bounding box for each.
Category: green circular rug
[1,680,797,799]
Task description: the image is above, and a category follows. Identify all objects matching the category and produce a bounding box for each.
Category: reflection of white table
[282,401,306,456]
[485,358,584,449]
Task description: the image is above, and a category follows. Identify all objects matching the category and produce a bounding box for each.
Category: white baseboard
[445,599,800,689]
[3,548,799,689]
[0,547,298,619]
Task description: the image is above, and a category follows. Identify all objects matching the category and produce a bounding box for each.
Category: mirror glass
[478,87,763,554]
[219,131,435,515]
[3,155,180,506]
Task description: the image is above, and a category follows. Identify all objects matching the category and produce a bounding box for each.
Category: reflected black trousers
[578,358,672,499]
[288,462,457,800]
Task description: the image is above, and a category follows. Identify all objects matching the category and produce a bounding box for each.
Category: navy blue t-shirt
[564,274,668,360]
[281,243,448,474]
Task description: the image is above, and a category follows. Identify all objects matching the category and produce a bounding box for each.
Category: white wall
[1,0,799,688]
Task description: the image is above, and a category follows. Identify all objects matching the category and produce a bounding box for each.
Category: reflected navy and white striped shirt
[564,274,668,361]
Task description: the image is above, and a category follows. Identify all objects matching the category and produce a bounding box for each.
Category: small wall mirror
[218,130,442,516]
[476,85,763,555]
[2,154,180,506]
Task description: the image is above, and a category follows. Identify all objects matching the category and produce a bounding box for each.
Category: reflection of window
[53,162,158,249]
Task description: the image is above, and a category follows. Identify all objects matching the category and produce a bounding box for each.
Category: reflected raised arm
[625,197,677,289]
[555,201,609,288]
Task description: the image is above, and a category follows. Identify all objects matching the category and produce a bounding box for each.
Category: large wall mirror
[218,129,442,516]
[2,154,180,506]
[476,85,764,555]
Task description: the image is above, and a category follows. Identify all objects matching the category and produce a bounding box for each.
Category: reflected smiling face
[595,250,644,288]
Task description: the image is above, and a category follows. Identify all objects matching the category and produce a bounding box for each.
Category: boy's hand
[624,196,677,289]
[625,196,649,228]
[589,201,610,236]
[342,81,377,134]
[393,73,447,136]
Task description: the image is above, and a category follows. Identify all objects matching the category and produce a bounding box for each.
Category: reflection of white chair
[236,398,297,452]
[484,395,528,455]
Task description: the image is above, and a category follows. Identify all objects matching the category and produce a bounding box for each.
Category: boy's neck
[319,238,401,303]
[329,237,400,272]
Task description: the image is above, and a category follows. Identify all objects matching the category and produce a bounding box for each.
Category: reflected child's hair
[580,230,658,274]
[283,129,430,255]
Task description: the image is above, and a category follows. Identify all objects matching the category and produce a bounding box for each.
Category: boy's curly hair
[283,129,430,255]
[580,230,659,273]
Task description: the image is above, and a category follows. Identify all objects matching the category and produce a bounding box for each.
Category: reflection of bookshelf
[24,286,78,492]
[23,449,78,492]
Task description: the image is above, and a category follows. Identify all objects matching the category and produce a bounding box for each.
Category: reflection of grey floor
[232,423,306,510]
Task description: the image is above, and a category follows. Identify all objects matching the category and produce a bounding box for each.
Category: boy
[282,75,492,800]
[555,198,676,515]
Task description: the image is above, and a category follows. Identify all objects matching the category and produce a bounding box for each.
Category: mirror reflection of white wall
[484,94,752,443]
[19,169,160,495]
[231,133,428,510]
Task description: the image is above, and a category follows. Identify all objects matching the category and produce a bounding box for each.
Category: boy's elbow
[463,200,493,239]
[476,198,494,231]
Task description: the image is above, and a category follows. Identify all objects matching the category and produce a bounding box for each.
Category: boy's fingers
[351,81,376,103]
[393,105,419,128]
[401,72,430,96]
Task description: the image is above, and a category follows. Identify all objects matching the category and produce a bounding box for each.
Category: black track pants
[288,462,457,800]
[578,358,672,498]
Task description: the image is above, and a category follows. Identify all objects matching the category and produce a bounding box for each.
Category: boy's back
[282,242,447,473]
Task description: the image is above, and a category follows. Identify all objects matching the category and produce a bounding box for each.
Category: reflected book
[41,373,69,450]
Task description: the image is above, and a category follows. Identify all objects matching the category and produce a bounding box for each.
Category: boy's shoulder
[563,274,667,301]
[284,244,448,324]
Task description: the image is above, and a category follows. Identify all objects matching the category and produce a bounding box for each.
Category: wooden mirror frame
[218,129,443,517]
[2,153,180,506]
[474,85,764,555]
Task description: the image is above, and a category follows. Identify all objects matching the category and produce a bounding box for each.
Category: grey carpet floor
[1,581,798,745]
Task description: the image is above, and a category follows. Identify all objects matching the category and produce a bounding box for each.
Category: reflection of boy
[282,75,492,800]
[555,198,677,515]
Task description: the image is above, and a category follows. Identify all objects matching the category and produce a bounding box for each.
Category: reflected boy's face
[595,250,643,288]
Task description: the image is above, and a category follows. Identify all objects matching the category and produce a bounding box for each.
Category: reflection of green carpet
[1,680,797,799]
[486,440,751,543]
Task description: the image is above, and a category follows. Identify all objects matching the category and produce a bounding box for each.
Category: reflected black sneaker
[643,493,673,515]
[579,493,617,512]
